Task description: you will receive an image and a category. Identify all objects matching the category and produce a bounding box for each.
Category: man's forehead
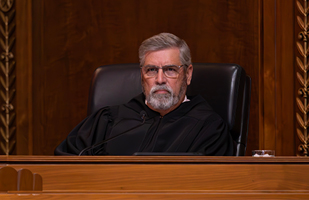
[144,48,181,65]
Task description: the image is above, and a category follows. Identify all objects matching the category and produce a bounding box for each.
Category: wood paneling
[261,0,295,155]
[274,0,295,155]
[16,0,33,155]
[1,156,309,199]
[2,193,309,200]
[13,0,296,155]
[0,166,42,191]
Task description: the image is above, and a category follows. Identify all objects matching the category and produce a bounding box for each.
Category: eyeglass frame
[140,64,187,78]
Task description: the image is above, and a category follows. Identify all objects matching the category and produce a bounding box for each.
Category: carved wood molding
[296,0,309,156]
[0,0,15,155]
[0,166,42,191]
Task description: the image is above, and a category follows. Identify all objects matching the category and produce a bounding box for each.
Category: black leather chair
[87,63,251,156]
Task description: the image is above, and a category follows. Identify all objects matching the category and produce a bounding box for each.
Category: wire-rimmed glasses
[140,64,186,78]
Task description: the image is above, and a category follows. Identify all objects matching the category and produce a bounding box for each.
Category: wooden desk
[0,156,309,199]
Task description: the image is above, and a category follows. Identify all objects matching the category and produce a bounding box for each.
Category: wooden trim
[0,156,309,199]
[259,0,265,150]
[260,0,295,155]
[274,0,295,155]
[15,0,33,154]
[261,0,276,150]
[0,155,308,164]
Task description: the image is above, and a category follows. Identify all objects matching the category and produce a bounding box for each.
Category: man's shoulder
[117,93,146,118]
[94,93,144,116]
[186,95,222,121]
[186,95,213,112]
[188,95,212,108]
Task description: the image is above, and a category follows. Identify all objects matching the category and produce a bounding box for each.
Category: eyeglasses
[140,64,186,78]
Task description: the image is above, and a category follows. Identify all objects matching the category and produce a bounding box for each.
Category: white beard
[147,85,177,110]
[144,81,187,110]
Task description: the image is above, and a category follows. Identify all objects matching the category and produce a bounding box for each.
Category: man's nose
[155,69,167,84]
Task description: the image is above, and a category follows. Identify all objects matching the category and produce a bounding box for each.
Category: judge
[55,33,234,156]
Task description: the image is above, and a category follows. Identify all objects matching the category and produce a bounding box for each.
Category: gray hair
[139,33,192,67]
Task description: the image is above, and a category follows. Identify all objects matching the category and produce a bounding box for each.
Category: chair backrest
[87,63,251,156]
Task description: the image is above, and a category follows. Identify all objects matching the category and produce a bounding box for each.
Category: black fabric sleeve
[54,107,113,155]
[189,116,234,156]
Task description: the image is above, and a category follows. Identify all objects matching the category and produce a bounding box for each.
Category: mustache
[150,84,173,94]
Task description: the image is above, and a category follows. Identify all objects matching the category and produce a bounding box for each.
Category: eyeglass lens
[143,65,181,77]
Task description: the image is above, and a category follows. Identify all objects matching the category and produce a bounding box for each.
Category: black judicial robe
[54,94,234,156]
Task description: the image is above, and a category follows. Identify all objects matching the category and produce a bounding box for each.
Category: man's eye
[166,67,177,72]
[146,67,157,72]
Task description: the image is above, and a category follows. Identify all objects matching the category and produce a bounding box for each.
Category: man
[55,33,234,156]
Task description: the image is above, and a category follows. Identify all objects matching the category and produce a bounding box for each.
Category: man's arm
[189,117,234,156]
[54,107,112,155]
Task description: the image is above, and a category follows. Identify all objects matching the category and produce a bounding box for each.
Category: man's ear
[186,64,193,85]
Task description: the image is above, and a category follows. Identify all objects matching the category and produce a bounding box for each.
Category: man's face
[141,48,193,115]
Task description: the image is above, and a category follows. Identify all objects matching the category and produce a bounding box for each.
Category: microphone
[78,110,147,156]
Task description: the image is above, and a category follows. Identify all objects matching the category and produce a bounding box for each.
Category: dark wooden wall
[10,0,296,155]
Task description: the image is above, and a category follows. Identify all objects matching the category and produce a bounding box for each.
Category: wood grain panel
[16,0,33,155]
[9,164,308,191]
[261,0,276,152]
[261,0,295,155]
[274,0,295,155]
[0,156,309,199]
[1,192,309,200]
